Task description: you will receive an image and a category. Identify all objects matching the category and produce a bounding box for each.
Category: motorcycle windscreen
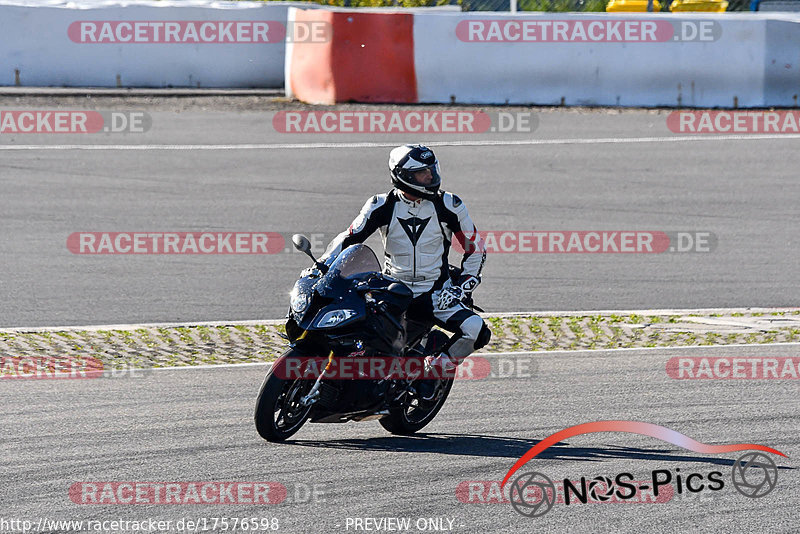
[322,244,381,282]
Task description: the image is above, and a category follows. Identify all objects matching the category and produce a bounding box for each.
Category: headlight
[315,309,358,328]
[290,288,311,315]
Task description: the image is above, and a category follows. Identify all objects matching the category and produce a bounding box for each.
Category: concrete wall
[285,9,800,107]
[0,0,312,87]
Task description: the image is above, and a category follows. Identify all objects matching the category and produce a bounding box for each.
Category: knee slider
[447,315,488,362]
[475,323,492,350]
[460,315,484,342]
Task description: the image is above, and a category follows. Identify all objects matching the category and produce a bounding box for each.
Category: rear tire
[379,377,454,435]
[254,350,314,442]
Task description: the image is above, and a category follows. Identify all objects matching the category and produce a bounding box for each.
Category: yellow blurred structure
[606,0,663,11]
[669,0,728,11]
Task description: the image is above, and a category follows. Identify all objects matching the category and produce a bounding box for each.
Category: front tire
[379,377,454,435]
[254,351,314,442]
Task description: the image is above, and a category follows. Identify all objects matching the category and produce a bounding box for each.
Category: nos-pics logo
[501,421,785,518]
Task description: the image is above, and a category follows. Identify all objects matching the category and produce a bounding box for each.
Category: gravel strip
[1,310,798,373]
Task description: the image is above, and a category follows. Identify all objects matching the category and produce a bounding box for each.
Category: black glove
[436,275,479,310]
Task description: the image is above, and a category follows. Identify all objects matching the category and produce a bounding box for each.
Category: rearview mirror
[292,234,312,254]
[292,234,327,274]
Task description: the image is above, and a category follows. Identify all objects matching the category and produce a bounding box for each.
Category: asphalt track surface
[1,102,798,533]
[1,344,797,533]
[0,107,798,326]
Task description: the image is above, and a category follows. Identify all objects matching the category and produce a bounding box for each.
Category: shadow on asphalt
[286,434,793,469]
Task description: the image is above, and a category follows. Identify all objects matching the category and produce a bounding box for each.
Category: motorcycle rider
[310,144,490,399]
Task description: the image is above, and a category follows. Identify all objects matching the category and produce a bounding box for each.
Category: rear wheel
[254,350,315,442]
[379,377,454,435]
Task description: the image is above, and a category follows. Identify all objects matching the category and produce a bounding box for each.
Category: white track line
[2,307,797,333]
[150,361,271,371]
[485,307,799,318]
[149,342,800,372]
[483,342,800,357]
[0,319,284,334]
[3,134,800,151]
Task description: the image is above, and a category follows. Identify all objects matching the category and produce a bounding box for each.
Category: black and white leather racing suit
[320,189,491,361]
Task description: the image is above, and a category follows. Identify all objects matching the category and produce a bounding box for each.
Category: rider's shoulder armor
[367,192,389,210]
[440,191,466,215]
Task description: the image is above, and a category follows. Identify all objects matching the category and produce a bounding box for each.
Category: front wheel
[254,353,314,442]
[379,377,454,435]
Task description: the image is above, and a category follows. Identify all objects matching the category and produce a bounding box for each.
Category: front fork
[299,350,334,407]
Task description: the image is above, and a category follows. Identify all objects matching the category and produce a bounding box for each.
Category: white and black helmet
[388,144,442,200]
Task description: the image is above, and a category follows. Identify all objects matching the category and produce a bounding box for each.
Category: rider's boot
[415,353,457,401]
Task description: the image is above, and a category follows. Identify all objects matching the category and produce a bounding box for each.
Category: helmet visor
[406,162,442,190]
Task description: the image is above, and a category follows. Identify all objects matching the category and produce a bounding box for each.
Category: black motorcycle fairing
[287,248,415,357]
[278,244,442,423]
[256,243,462,441]
[288,274,320,323]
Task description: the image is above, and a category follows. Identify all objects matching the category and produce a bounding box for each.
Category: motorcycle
[254,234,458,442]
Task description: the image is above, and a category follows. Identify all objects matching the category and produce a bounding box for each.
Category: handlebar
[369,300,404,332]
